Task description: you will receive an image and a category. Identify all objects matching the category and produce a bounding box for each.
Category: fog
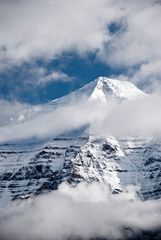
[0,182,160,240]
[0,94,161,143]
[91,94,161,138]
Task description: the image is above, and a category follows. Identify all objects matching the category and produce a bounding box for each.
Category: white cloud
[0,100,32,126]
[0,99,45,130]
[0,0,121,66]
[28,66,74,85]
[1,93,161,143]
[0,182,161,240]
[115,60,161,94]
[38,70,74,84]
[92,95,161,138]
[0,98,105,143]
[105,0,161,67]
[130,60,161,93]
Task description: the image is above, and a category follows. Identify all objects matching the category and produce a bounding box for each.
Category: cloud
[0,182,161,240]
[2,0,160,70]
[0,0,122,67]
[105,0,161,67]
[130,60,161,93]
[1,93,161,143]
[0,100,39,127]
[0,98,105,143]
[99,0,161,91]
[26,66,74,86]
[91,95,161,138]
[37,69,74,85]
[115,60,161,94]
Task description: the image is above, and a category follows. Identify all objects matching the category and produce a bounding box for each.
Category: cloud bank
[0,0,120,68]
[105,0,161,67]
[0,94,161,143]
[0,100,41,127]
[0,182,161,240]
[91,95,161,138]
[0,0,160,67]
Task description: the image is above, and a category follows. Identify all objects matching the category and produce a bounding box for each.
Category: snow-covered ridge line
[3,76,146,127]
[89,77,146,102]
[49,76,146,106]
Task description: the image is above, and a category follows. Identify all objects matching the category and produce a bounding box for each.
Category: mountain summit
[89,77,146,102]
[5,77,146,126]
[50,77,146,107]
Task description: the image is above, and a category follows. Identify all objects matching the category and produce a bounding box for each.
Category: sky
[0,0,161,104]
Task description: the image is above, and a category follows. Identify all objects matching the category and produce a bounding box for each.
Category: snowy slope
[66,135,161,200]
[48,77,146,107]
[1,135,161,202]
[0,76,160,203]
[0,138,88,202]
[89,77,146,102]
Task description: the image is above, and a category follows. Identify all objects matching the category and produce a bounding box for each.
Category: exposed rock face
[0,138,87,201]
[0,135,161,201]
[66,136,161,200]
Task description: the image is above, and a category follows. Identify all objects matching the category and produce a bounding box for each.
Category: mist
[91,94,161,138]
[0,94,161,143]
[0,182,161,240]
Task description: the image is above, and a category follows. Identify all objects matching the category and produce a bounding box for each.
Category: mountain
[0,77,160,205]
[48,76,146,106]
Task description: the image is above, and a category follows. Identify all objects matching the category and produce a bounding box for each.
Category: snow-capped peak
[48,76,146,107]
[89,77,146,102]
[5,76,146,128]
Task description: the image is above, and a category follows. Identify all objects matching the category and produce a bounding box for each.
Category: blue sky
[0,51,126,104]
[0,0,161,104]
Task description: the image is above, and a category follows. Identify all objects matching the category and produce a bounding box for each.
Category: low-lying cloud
[0,93,161,143]
[91,94,161,138]
[0,97,101,143]
[0,182,161,240]
[0,100,41,127]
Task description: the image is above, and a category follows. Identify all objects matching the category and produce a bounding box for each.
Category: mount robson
[1,77,161,240]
